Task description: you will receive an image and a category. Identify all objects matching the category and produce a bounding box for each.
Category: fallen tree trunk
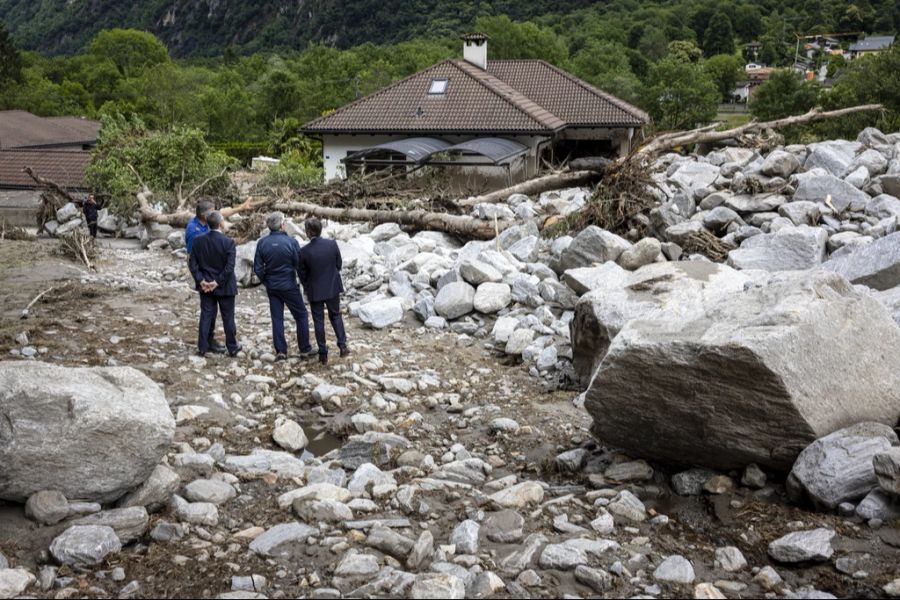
[275,200,512,240]
[633,104,884,160]
[134,183,270,228]
[459,170,598,207]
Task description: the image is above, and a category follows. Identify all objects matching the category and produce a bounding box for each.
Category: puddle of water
[301,422,343,458]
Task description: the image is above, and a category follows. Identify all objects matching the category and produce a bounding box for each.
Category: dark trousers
[267,287,312,354]
[87,221,97,238]
[198,294,238,354]
[310,296,347,357]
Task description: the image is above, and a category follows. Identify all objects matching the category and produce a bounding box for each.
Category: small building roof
[304,58,647,136]
[0,149,92,190]
[849,36,895,52]
[0,111,100,150]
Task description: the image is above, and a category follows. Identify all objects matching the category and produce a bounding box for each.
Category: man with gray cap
[253,212,313,360]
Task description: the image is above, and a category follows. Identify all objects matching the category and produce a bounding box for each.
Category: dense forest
[0,0,898,189]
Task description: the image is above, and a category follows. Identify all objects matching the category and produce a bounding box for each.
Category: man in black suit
[299,218,348,365]
[188,211,241,357]
[253,211,313,361]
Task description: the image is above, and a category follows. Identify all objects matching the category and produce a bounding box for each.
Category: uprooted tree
[85,112,238,218]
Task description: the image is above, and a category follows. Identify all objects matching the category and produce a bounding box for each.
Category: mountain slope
[0,0,594,56]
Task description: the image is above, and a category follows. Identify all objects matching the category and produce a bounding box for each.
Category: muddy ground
[0,237,898,599]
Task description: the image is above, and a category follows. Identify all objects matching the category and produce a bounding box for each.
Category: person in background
[83,194,99,238]
[298,217,349,366]
[185,199,225,353]
[185,199,214,254]
[188,211,241,358]
[253,212,314,361]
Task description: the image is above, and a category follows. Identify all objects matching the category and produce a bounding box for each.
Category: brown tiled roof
[305,60,564,134]
[303,58,648,134]
[486,60,649,126]
[0,150,92,189]
[0,111,100,150]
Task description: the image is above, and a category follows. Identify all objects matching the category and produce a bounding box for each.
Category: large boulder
[792,174,870,213]
[571,262,751,383]
[0,361,175,503]
[234,241,259,287]
[580,269,900,471]
[357,297,406,329]
[433,281,475,320]
[787,423,898,509]
[803,141,860,177]
[727,225,827,271]
[552,226,631,274]
[822,231,900,291]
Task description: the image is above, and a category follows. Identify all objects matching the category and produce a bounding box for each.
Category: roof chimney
[462,32,489,70]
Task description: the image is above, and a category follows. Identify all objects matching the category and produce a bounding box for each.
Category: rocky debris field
[2,126,900,600]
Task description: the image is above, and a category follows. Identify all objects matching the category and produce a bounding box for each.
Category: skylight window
[428,79,448,95]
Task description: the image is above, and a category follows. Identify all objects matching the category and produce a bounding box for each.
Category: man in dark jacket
[188,211,241,357]
[83,194,99,238]
[299,218,348,365]
[253,212,313,360]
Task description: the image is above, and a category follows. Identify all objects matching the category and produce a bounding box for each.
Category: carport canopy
[343,136,529,166]
[343,137,450,164]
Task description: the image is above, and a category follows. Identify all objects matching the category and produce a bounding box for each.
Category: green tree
[648,57,719,130]
[474,15,569,65]
[733,5,764,40]
[90,29,170,77]
[667,40,703,64]
[704,54,744,101]
[570,41,644,105]
[821,46,900,136]
[86,113,237,215]
[703,11,736,57]
[638,28,669,62]
[749,70,820,120]
[0,23,22,85]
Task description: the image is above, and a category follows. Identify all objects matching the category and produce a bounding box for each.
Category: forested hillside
[1,0,898,57]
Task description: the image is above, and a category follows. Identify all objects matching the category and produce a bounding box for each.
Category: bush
[263,150,324,189]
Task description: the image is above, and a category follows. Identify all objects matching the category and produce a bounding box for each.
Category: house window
[428,79,448,95]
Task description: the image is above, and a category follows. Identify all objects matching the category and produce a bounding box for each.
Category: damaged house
[303,33,649,189]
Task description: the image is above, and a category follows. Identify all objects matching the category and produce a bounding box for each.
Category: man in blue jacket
[299,218,348,365]
[254,212,314,361]
[185,200,214,254]
[188,211,241,357]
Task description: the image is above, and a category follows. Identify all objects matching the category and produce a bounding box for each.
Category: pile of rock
[43,202,124,238]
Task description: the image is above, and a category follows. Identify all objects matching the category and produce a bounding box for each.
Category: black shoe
[208,342,227,354]
[196,350,206,357]
[319,355,328,366]
[298,350,316,360]
[275,352,288,362]
[339,346,351,358]
[228,344,243,358]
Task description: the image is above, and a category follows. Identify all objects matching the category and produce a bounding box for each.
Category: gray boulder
[571,262,747,383]
[553,226,631,273]
[581,269,900,471]
[50,525,121,566]
[473,282,511,314]
[768,528,835,563]
[617,238,661,270]
[874,447,900,495]
[358,297,406,329]
[249,522,318,557]
[793,175,870,213]
[788,423,897,509]
[56,202,79,223]
[822,231,900,290]
[856,489,900,521]
[434,281,476,320]
[234,241,259,287]
[866,194,900,219]
[727,225,827,271]
[70,506,150,544]
[0,361,175,503]
[724,193,787,213]
[761,150,801,178]
[25,490,70,525]
[804,141,859,177]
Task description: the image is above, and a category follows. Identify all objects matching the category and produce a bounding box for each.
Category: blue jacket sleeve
[253,241,266,285]
[335,241,342,271]
[298,246,309,289]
